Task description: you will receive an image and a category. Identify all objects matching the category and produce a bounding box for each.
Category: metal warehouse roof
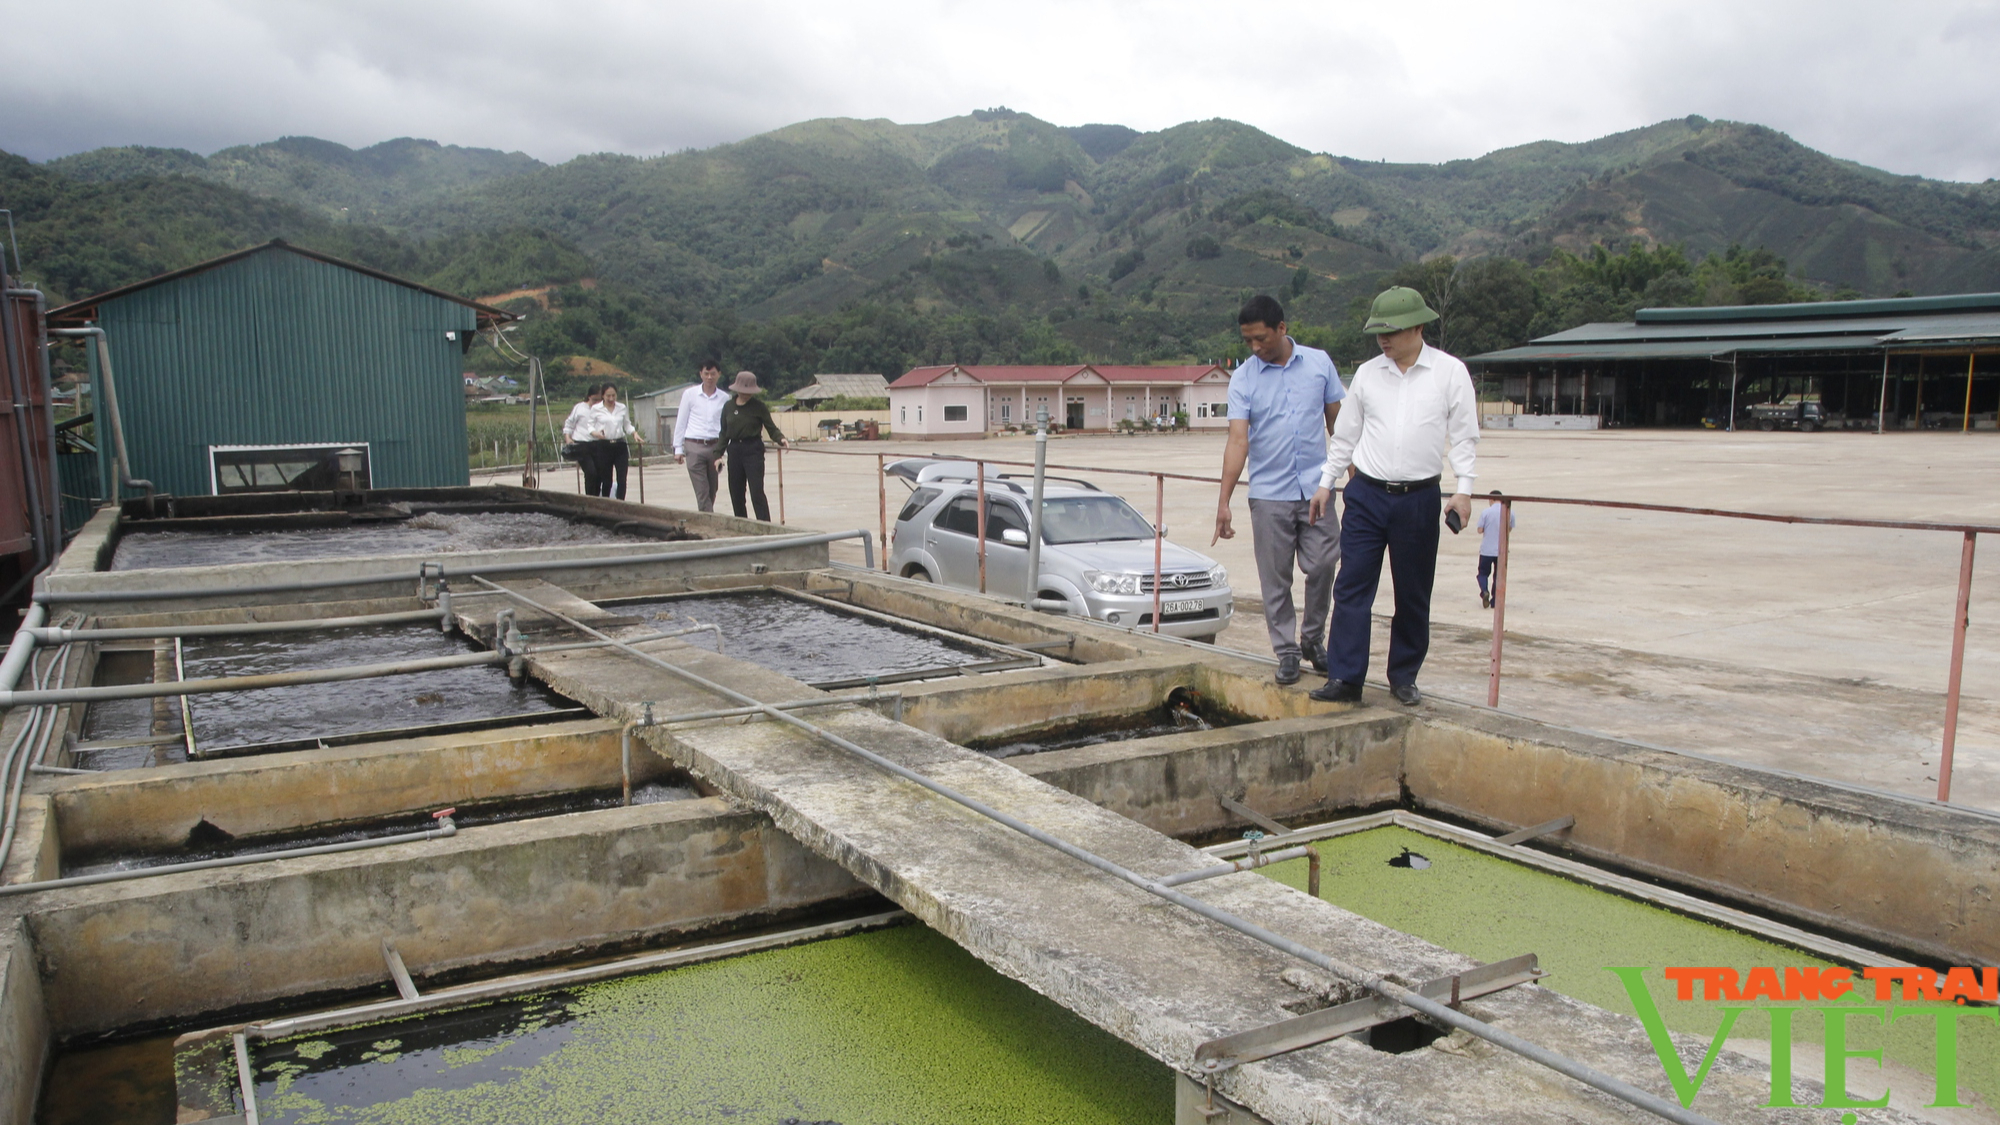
[1474,292,2000,364]
[49,240,519,330]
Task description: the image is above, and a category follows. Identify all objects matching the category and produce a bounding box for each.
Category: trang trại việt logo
[1610,965,1997,1114]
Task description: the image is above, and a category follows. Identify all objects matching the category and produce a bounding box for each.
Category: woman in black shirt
[719,371,788,520]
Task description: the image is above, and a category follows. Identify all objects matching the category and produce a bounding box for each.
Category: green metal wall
[85,247,475,498]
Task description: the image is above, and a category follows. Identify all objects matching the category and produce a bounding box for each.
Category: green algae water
[250,922,1169,1124]
[1260,825,1999,1110]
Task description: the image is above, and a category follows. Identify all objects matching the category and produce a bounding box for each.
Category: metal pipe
[877,453,890,572]
[1156,845,1314,886]
[473,576,1720,1125]
[175,637,196,762]
[0,637,73,876]
[1939,530,1976,802]
[1152,473,1163,633]
[1487,497,1513,707]
[0,815,457,896]
[647,691,903,726]
[49,328,154,506]
[621,725,633,806]
[233,1031,260,1125]
[776,442,785,524]
[1964,352,1976,434]
[1877,351,1890,435]
[0,650,507,708]
[1025,407,1048,603]
[976,462,987,594]
[31,529,876,606]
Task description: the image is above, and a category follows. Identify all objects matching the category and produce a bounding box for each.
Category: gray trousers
[682,438,722,512]
[1248,497,1340,658]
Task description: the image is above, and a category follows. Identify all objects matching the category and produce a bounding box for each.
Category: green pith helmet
[1362,286,1439,334]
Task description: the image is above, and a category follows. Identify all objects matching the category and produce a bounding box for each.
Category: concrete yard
[505,428,2000,810]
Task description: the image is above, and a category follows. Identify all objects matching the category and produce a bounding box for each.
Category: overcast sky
[6,0,1999,183]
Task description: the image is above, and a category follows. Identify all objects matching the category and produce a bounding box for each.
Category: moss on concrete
[1261,825,1999,1110]
[254,923,1170,1123]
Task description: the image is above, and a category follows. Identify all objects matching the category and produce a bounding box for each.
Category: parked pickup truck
[1747,400,1827,432]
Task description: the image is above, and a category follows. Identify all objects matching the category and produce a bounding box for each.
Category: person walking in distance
[1476,490,1513,609]
[673,361,728,512]
[590,383,640,499]
[562,385,604,498]
[1307,286,1479,706]
[719,371,788,520]
[1213,295,1345,686]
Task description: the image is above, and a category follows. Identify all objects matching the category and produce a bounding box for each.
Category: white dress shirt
[588,401,634,441]
[561,400,595,442]
[672,384,727,454]
[1319,343,1479,495]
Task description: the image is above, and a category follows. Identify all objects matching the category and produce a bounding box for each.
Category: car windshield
[1037,496,1156,544]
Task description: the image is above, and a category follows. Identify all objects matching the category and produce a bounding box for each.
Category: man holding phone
[1306,286,1479,706]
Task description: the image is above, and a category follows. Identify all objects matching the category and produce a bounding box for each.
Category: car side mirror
[1000,528,1029,546]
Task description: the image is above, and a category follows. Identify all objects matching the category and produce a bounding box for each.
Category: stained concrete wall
[1016,712,1408,838]
[45,719,635,856]
[0,918,48,1125]
[1404,708,2000,966]
[18,797,865,1038]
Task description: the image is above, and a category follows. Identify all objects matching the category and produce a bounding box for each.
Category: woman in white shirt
[588,383,641,499]
[562,387,604,497]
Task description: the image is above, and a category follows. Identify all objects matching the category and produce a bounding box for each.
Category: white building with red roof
[886,363,1233,438]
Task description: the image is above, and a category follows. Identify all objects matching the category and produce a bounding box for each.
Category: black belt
[1354,472,1440,495]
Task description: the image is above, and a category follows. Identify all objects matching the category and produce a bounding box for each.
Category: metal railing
[775,444,1991,804]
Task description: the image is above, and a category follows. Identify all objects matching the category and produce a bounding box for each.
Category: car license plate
[1160,599,1199,615]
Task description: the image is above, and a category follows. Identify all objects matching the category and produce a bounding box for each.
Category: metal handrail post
[1487,498,1513,707]
[1152,473,1163,633]
[1939,530,1976,802]
[775,442,785,524]
[877,454,890,572]
[1964,353,1976,434]
[976,462,988,594]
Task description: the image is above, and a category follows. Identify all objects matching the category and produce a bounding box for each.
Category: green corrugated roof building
[49,241,515,502]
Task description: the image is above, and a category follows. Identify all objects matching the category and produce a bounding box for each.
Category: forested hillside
[8,109,2000,396]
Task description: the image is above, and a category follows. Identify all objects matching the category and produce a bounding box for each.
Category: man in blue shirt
[1213,296,1345,685]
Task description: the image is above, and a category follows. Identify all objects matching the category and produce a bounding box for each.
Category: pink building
[887,364,1232,438]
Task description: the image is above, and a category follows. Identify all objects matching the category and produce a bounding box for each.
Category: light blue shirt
[1227,340,1344,501]
[1477,504,1515,556]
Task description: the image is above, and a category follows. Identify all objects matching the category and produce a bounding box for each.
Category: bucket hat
[727,371,764,395]
[1362,286,1439,334]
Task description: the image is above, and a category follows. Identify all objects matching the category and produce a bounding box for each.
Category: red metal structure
[0,262,60,624]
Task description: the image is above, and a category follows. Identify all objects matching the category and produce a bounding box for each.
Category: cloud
[4,0,1998,181]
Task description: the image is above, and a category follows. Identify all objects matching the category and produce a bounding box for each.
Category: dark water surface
[248,923,1170,1124]
[967,690,1243,758]
[619,592,1001,685]
[111,511,657,571]
[78,625,571,765]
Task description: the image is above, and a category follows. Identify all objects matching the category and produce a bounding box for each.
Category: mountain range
[7,109,2000,389]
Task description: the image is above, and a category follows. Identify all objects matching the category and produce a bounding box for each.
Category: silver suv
[886,459,1233,641]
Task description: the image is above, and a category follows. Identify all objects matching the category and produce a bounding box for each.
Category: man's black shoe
[1300,637,1327,673]
[1308,679,1362,703]
[1275,653,1301,686]
[1391,683,1423,706]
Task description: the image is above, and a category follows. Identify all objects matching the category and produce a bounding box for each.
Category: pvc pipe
[1024,409,1047,602]
[31,529,875,606]
[49,328,155,506]
[0,816,456,896]
[25,608,452,645]
[647,692,903,726]
[0,602,46,692]
[473,576,1720,1125]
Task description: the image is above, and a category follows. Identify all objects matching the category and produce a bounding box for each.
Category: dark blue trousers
[1325,478,1440,687]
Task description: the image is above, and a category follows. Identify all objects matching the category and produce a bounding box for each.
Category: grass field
[465,403,566,469]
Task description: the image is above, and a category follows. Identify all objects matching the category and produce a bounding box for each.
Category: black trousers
[603,441,629,500]
[577,441,606,497]
[725,439,770,521]
[1325,477,1441,688]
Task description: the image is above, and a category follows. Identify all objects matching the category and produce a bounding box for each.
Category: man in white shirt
[672,361,728,512]
[1305,287,1479,706]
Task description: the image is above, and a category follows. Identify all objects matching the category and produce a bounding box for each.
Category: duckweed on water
[254,923,1169,1124]
[1259,825,1998,1108]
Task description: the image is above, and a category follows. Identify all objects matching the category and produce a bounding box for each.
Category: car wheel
[904,565,933,582]
[1800,420,1818,433]
[1757,420,1776,431]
